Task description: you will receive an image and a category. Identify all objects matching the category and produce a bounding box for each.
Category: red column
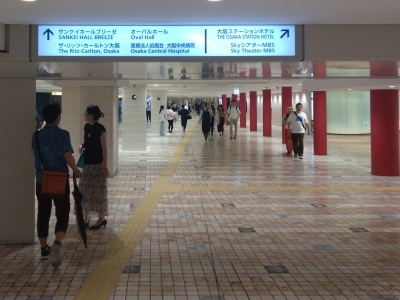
[369,61,399,176]
[249,68,257,77]
[263,89,272,137]
[239,92,246,128]
[370,90,399,176]
[232,94,238,102]
[262,63,271,77]
[281,62,292,77]
[313,61,326,77]
[370,61,399,76]
[313,91,327,155]
[281,87,292,143]
[313,61,327,155]
[250,91,257,131]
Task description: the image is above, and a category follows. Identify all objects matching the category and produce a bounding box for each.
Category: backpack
[202,109,211,123]
[228,105,238,116]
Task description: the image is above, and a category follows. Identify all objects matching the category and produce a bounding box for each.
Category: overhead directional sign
[37,25,297,57]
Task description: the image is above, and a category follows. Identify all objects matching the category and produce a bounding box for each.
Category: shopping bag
[76,154,84,168]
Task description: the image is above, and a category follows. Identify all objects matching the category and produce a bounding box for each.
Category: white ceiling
[1,0,400,25]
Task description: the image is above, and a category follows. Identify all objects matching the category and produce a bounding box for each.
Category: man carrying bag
[32,104,81,268]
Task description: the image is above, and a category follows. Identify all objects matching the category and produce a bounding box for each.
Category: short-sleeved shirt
[227,105,241,119]
[166,109,175,121]
[32,124,74,184]
[287,112,308,133]
[83,122,106,165]
[159,110,166,122]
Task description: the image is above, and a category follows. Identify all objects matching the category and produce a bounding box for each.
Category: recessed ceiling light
[348,89,352,90]
[41,86,45,87]
[297,84,302,86]
[22,0,36,2]
[208,0,222,1]
[389,86,395,88]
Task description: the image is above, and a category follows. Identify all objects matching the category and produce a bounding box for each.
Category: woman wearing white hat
[282,107,294,155]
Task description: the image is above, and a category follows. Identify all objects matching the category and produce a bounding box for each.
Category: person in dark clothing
[179,104,190,131]
[217,104,225,136]
[78,105,109,230]
[199,103,212,140]
[210,104,216,135]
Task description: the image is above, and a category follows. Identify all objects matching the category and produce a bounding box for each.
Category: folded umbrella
[72,174,87,249]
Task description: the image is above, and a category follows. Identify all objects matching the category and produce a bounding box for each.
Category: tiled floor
[1,118,400,300]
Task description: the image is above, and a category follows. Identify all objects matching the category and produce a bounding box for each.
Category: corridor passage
[1,119,400,300]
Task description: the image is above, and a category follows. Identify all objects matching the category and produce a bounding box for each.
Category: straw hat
[286,107,294,112]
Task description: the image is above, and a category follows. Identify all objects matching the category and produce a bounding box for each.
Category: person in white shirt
[159,105,166,136]
[165,106,176,133]
[226,99,241,139]
[287,103,311,160]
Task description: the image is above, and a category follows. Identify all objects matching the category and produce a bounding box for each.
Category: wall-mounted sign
[34,25,301,61]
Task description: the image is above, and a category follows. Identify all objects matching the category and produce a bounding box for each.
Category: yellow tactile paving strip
[74,121,197,300]
[182,186,400,191]
[74,118,399,299]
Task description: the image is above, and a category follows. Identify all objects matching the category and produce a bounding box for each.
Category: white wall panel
[327,91,370,134]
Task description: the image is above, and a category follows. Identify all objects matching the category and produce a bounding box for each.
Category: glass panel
[327,91,370,134]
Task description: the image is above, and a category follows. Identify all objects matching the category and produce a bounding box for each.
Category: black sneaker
[41,245,52,260]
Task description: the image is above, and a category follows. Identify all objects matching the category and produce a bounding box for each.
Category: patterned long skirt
[78,163,108,216]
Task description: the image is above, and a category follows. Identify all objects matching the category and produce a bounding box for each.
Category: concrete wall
[0,77,35,243]
[305,25,400,61]
[0,25,30,61]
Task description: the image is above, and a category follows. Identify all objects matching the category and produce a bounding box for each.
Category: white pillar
[150,90,168,134]
[62,85,119,176]
[122,85,147,151]
[61,87,81,163]
[0,70,36,243]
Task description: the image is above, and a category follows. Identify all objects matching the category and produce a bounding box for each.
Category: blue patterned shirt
[32,124,74,184]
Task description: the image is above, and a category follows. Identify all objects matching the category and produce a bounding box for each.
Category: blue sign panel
[37,25,296,57]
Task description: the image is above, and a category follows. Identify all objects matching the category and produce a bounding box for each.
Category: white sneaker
[299,155,303,160]
[293,155,299,161]
[50,242,62,268]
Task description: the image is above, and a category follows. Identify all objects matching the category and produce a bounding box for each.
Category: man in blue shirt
[32,103,81,268]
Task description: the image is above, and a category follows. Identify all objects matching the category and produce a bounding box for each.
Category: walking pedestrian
[226,99,241,139]
[166,105,176,133]
[32,103,81,267]
[146,102,151,122]
[78,105,109,230]
[199,102,212,140]
[282,107,294,155]
[287,103,311,160]
[159,105,166,136]
[179,104,189,131]
[217,104,225,136]
[210,104,216,135]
